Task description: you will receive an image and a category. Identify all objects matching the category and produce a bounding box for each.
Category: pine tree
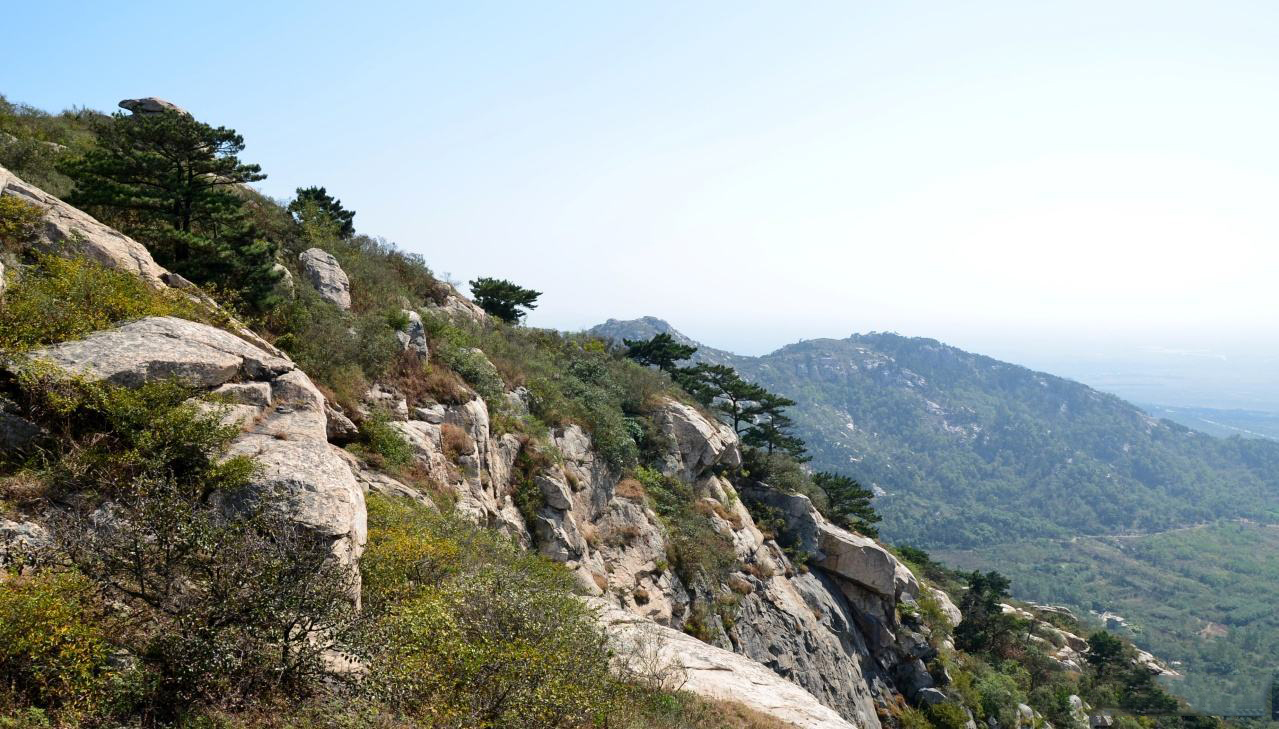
[60,110,280,308]
[623,333,697,373]
[742,392,808,460]
[678,363,768,434]
[812,471,880,536]
[468,277,541,323]
[289,186,356,238]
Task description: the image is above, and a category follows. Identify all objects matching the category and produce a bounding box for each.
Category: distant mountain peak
[587,317,739,365]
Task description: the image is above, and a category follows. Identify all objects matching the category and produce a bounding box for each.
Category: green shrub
[8,370,358,719]
[354,412,413,470]
[635,466,737,597]
[924,701,973,729]
[360,493,620,727]
[0,197,45,252]
[0,571,112,717]
[0,255,214,353]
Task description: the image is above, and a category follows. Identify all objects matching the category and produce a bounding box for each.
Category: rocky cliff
[0,160,976,728]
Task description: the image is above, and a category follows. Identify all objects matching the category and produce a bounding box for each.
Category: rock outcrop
[1,163,167,285]
[595,599,860,729]
[395,309,428,355]
[118,97,190,116]
[298,247,352,309]
[19,316,366,573]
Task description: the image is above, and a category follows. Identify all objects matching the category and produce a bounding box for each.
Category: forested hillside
[590,319,1279,715]
[590,322,1279,549]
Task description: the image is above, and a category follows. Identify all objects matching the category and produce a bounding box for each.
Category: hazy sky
[6,2,1279,375]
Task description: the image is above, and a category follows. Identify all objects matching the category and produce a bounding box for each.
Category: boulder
[270,263,295,299]
[19,317,366,574]
[652,397,741,481]
[298,247,351,309]
[593,599,861,729]
[0,163,168,285]
[423,290,490,324]
[0,518,50,566]
[395,309,428,355]
[118,97,190,116]
[817,521,915,600]
[24,316,292,388]
[928,586,963,626]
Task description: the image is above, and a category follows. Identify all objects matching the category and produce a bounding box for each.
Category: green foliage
[939,523,1279,714]
[5,371,359,720]
[289,186,355,238]
[954,571,1018,655]
[467,276,541,323]
[0,254,212,353]
[355,412,414,470]
[0,95,103,197]
[624,333,697,373]
[359,493,619,727]
[59,110,280,309]
[635,466,737,589]
[812,471,881,537]
[923,701,972,729]
[0,571,112,718]
[0,196,45,252]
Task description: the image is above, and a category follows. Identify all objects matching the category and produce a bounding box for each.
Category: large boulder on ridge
[118,97,190,116]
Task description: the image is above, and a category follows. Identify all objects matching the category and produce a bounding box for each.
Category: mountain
[7,97,1209,729]
[590,318,1279,714]
[588,320,1279,549]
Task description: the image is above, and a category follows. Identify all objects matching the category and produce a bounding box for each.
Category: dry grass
[728,575,755,595]
[591,572,609,591]
[440,423,476,462]
[615,478,647,502]
[742,561,774,580]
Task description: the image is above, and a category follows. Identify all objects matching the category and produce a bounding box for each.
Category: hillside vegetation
[0,96,1226,729]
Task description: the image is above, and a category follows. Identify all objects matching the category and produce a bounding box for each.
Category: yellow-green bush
[0,197,46,252]
[360,493,620,728]
[0,254,210,352]
[0,571,112,717]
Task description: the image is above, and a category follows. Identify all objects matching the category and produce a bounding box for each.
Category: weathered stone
[270,263,295,298]
[928,586,963,626]
[916,688,949,706]
[423,290,490,324]
[395,309,428,355]
[593,599,861,729]
[817,521,913,600]
[652,397,741,481]
[0,518,50,566]
[325,404,359,442]
[1,163,167,285]
[298,247,351,309]
[118,97,190,116]
[24,316,292,388]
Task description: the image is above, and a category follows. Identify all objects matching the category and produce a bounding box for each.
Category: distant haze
[7,1,1278,408]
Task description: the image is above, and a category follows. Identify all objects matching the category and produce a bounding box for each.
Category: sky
[5,1,1279,405]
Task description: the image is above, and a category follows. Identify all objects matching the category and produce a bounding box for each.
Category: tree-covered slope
[589,323,1279,549]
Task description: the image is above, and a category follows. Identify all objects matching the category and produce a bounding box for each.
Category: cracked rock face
[299,247,352,310]
[1,163,168,286]
[593,598,860,729]
[21,316,366,575]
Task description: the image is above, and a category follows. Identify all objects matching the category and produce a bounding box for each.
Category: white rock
[593,599,860,729]
[25,316,291,388]
[298,247,351,309]
[1,163,167,285]
[118,97,190,116]
[395,309,428,355]
[652,397,741,481]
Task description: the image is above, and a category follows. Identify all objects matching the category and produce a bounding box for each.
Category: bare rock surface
[20,316,365,572]
[118,97,190,116]
[593,599,860,729]
[0,163,167,285]
[298,247,351,310]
